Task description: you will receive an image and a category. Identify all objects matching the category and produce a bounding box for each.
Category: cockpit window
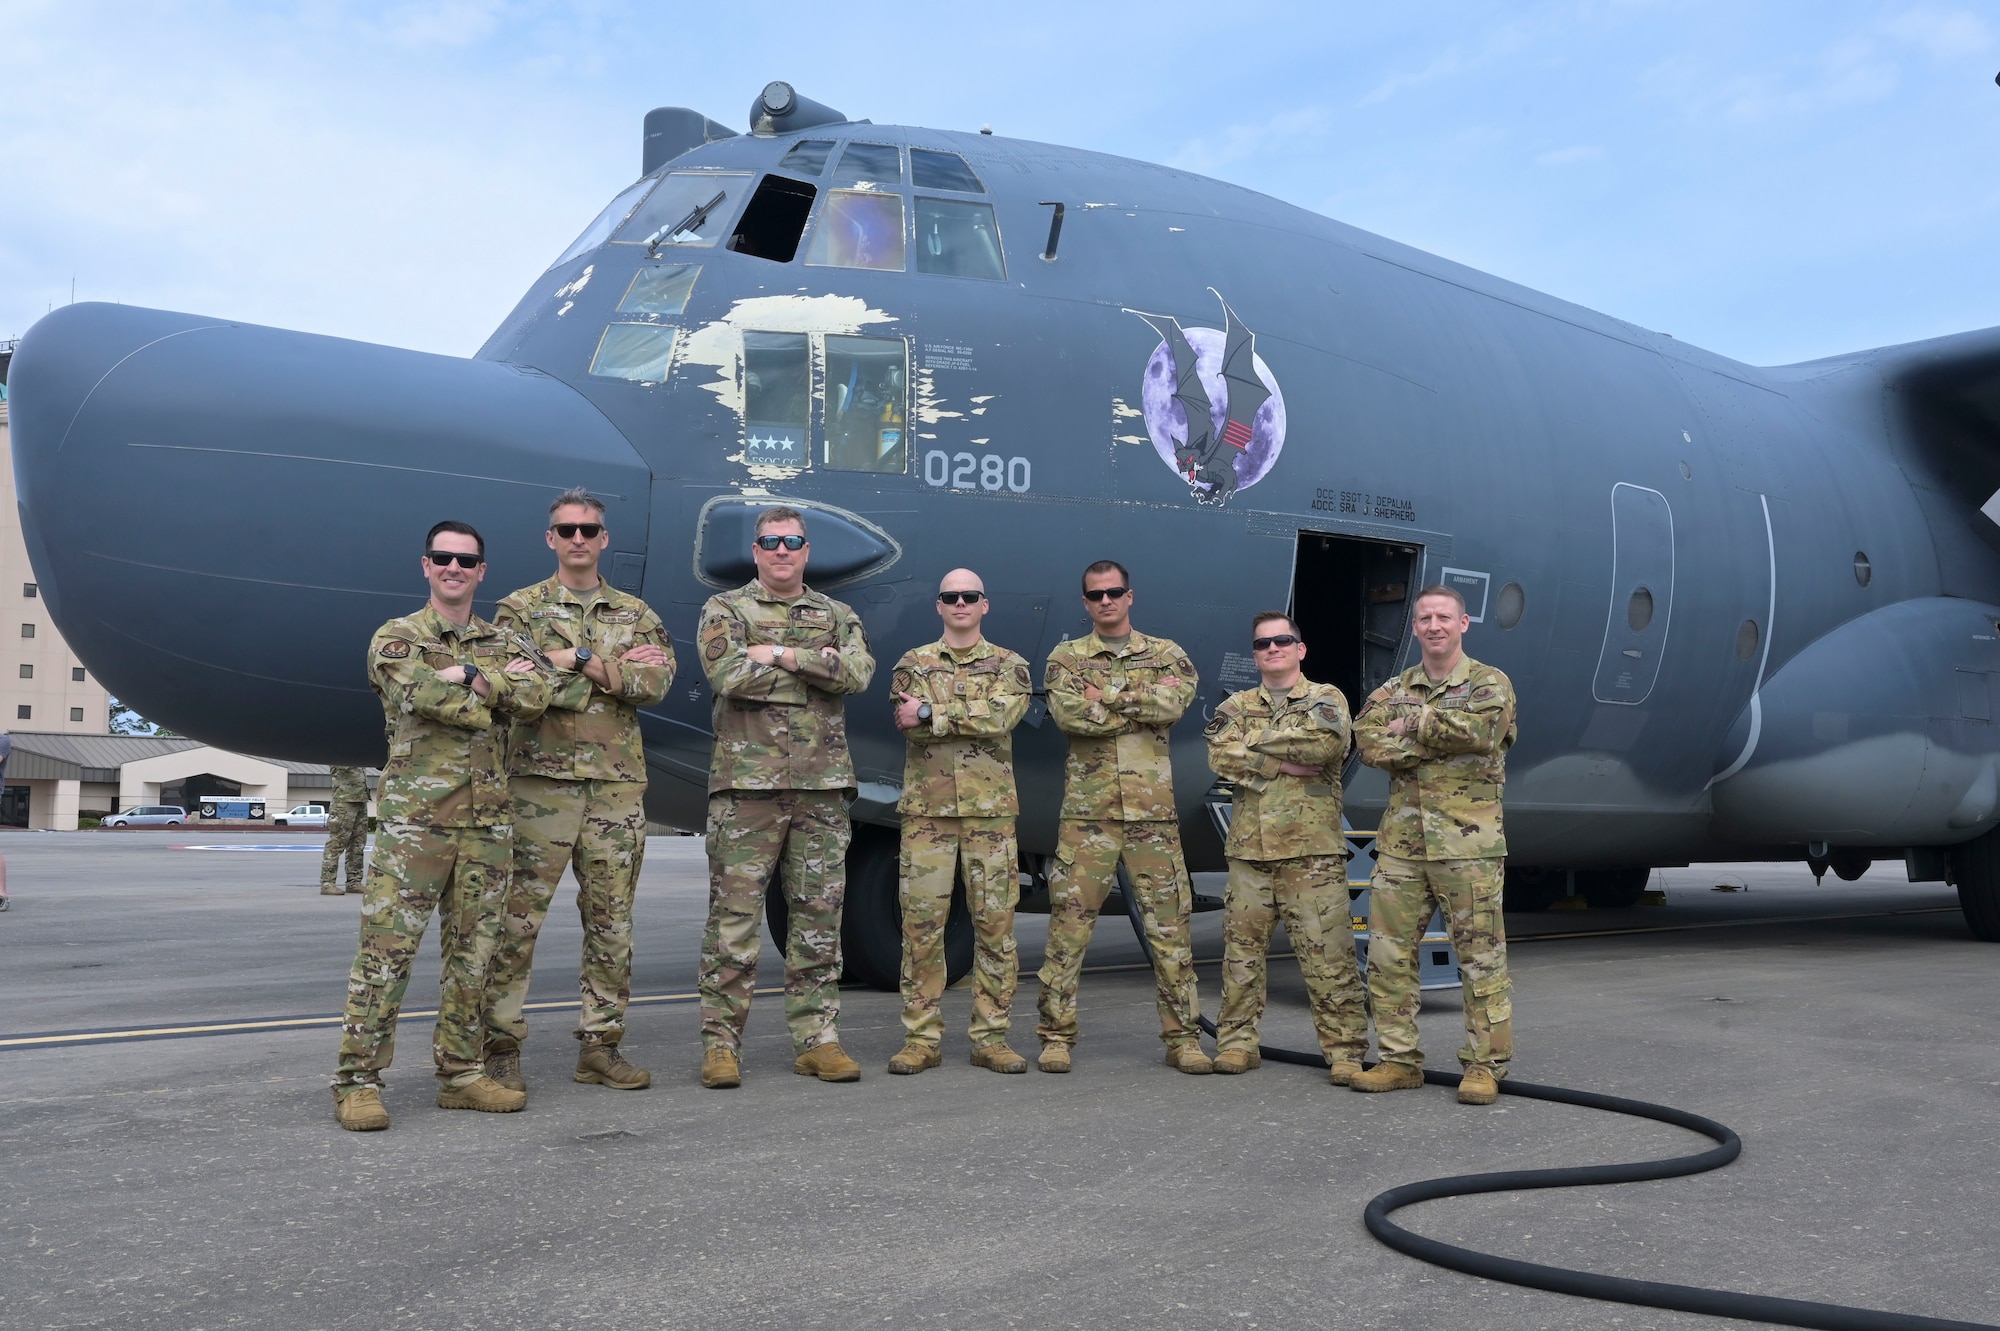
[617,264,701,315]
[743,332,811,468]
[549,175,656,269]
[588,324,678,382]
[614,172,750,248]
[913,198,1005,280]
[802,191,906,271]
[779,139,836,175]
[910,149,983,193]
[824,336,907,473]
[831,142,903,187]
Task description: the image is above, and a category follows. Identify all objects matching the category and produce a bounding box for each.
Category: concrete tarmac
[1,831,1996,1330]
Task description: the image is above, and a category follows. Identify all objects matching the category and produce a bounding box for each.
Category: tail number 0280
[923,450,1031,494]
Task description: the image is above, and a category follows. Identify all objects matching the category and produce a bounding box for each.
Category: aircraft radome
[13,80,2000,986]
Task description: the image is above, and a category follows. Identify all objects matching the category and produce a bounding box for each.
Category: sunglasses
[552,522,603,540]
[426,550,484,569]
[937,590,985,605]
[1082,586,1129,602]
[1252,634,1301,651]
[755,534,807,551]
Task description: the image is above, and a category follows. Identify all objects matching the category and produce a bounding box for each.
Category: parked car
[274,804,328,828]
[104,805,187,827]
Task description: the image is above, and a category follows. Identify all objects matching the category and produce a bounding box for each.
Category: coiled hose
[1112,869,1996,1331]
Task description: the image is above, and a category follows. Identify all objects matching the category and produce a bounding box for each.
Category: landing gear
[1827,847,1873,882]
[1950,826,2000,942]
[1577,867,1650,909]
[1503,865,1563,913]
[762,822,974,991]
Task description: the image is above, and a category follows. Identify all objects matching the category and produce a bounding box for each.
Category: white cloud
[1882,6,1991,60]
[1167,108,1331,176]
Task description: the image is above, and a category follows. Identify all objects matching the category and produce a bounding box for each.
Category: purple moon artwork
[1139,326,1286,500]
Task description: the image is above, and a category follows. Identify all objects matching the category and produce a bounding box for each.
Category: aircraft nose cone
[8,302,650,761]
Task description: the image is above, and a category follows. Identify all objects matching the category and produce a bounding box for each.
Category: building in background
[1,731,351,829]
[0,375,111,732]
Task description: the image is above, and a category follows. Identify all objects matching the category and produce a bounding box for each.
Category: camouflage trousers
[899,815,1019,1049]
[1368,852,1512,1075]
[333,821,512,1094]
[319,801,368,892]
[482,776,647,1054]
[1036,818,1200,1049]
[699,789,848,1054]
[1217,854,1367,1061]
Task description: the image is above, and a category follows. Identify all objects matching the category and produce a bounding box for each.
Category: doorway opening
[1289,533,1422,713]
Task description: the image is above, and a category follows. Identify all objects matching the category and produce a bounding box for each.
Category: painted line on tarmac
[169,844,322,852]
[0,987,786,1051]
[1511,904,1959,942]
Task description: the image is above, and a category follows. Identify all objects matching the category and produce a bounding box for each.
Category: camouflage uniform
[1204,679,1367,1062]
[1037,631,1202,1050]
[697,580,874,1053]
[892,637,1032,1050]
[333,605,550,1097]
[1353,655,1518,1076]
[483,576,675,1058]
[319,765,371,894]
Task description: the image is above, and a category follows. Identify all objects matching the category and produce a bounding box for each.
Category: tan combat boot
[887,1043,942,1075]
[486,1047,526,1093]
[1212,1048,1261,1075]
[970,1044,1028,1074]
[575,1042,651,1090]
[1327,1059,1364,1086]
[1350,1061,1425,1093]
[436,1075,527,1112]
[319,885,344,896]
[1038,1043,1072,1073]
[1458,1067,1500,1105]
[1164,1044,1214,1075]
[793,1042,862,1082]
[700,1047,741,1089]
[333,1086,390,1132]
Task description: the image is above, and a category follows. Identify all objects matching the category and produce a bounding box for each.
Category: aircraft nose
[7,302,651,761]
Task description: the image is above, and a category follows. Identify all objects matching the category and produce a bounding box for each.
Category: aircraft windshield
[831,142,903,187]
[548,175,656,269]
[588,324,677,382]
[914,198,1004,280]
[614,172,750,248]
[910,149,983,193]
[779,139,836,175]
[802,191,906,271]
[824,336,907,473]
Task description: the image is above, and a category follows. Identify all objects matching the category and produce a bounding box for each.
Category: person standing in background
[319,765,371,897]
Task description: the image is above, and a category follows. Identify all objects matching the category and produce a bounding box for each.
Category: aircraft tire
[1950,828,2000,942]
[763,823,975,991]
[1502,865,1562,912]
[1578,867,1649,909]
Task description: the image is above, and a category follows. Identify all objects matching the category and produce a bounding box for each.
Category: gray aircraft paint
[13,87,2000,899]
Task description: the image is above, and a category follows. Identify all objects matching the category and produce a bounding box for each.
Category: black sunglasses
[1082,586,1130,602]
[426,550,484,569]
[552,522,603,540]
[1252,634,1301,651]
[755,534,807,551]
[937,590,985,605]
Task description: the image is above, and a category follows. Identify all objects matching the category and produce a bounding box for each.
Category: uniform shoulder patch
[704,635,727,661]
[378,639,412,659]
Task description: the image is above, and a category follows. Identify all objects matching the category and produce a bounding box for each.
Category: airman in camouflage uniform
[483,489,676,1095]
[1203,612,1366,1080]
[319,765,371,896]
[331,522,550,1131]
[696,507,875,1088]
[1037,561,1208,1074]
[886,568,1032,1075]
[1351,585,1518,1105]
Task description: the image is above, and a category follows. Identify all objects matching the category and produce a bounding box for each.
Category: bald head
[935,567,990,646]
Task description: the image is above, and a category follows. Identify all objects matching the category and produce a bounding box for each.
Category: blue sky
[4,1,1996,366]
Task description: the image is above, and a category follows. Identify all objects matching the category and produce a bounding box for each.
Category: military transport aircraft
[12,81,2000,987]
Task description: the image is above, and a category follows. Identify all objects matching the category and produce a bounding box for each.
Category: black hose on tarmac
[1113,870,1997,1331]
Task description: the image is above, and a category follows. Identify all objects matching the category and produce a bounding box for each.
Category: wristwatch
[917,702,933,723]
[463,665,483,690]
[573,646,593,667]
